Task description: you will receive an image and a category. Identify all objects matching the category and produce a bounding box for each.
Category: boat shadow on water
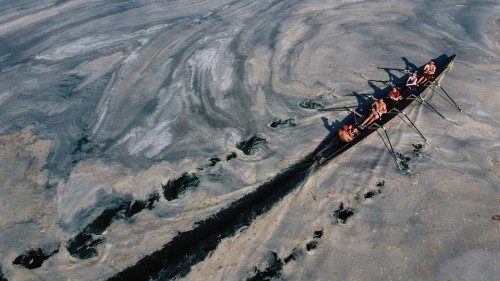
[107,54,455,281]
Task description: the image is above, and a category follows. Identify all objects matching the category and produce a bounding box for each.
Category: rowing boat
[312,54,456,167]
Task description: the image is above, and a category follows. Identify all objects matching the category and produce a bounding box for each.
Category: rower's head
[411,72,417,77]
[429,59,435,65]
[342,124,350,131]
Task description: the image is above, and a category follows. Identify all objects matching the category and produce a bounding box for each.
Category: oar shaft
[396,112,427,142]
[429,86,458,109]
[419,97,446,120]
[432,81,462,112]
[318,106,357,111]
[383,128,400,167]
[376,128,400,169]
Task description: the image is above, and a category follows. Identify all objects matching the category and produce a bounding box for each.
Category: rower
[405,72,418,92]
[338,124,359,142]
[385,85,402,109]
[388,85,402,102]
[359,98,387,129]
[417,59,436,85]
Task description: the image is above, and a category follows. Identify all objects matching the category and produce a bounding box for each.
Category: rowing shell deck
[312,54,456,166]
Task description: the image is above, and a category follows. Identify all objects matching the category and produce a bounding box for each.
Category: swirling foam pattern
[0,0,498,280]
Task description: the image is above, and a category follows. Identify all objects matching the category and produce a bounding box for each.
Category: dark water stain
[332,202,355,224]
[108,156,314,281]
[247,252,284,281]
[67,192,159,259]
[209,157,221,166]
[283,247,302,264]
[252,228,320,278]
[72,136,92,155]
[0,265,7,281]
[305,240,318,251]
[162,173,200,201]
[12,246,59,269]
[70,136,96,166]
[236,135,267,155]
[299,98,324,109]
[397,143,425,171]
[126,191,160,217]
[67,202,129,259]
[268,118,296,128]
[364,189,381,199]
[226,151,237,161]
[249,237,312,280]
[397,152,412,170]
[412,143,424,157]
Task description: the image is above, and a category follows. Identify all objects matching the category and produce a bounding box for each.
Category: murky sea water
[0,1,498,280]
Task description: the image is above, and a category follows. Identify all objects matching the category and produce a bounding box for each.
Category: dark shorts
[423,73,433,80]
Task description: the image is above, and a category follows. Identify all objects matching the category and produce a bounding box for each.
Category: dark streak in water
[209,157,221,166]
[236,135,267,155]
[108,155,315,281]
[67,192,160,259]
[247,252,284,281]
[298,98,324,109]
[226,151,237,161]
[332,202,355,224]
[305,240,318,251]
[283,247,302,264]
[12,246,59,269]
[162,173,200,201]
[269,118,296,128]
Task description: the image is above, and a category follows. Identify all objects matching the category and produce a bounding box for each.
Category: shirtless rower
[338,124,359,142]
[417,59,436,85]
[359,98,387,129]
[403,71,418,96]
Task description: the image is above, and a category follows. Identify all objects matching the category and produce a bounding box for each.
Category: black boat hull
[313,54,456,165]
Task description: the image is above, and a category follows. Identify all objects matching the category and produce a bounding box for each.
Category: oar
[418,97,461,126]
[428,86,459,109]
[376,67,413,74]
[396,110,427,142]
[317,105,358,112]
[430,81,463,112]
[374,125,400,169]
[419,97,445,119]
